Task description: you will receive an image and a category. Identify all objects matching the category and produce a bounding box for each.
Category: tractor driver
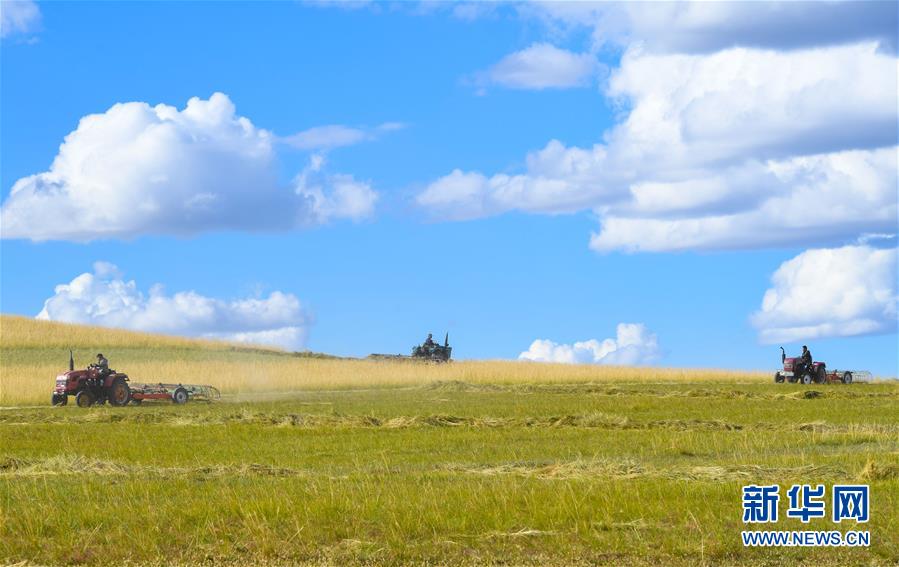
[800,345,812,374]
[423,333,436,348]
[96,353,109,373]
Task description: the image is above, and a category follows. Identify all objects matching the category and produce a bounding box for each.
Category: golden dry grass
[0,314,274,350]
[1,315,767,405]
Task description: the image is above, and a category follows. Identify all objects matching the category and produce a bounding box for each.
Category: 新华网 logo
[741,484,870,547]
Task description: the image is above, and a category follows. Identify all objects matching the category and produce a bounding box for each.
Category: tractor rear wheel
[842,372,853,384]
[75,391,95,408]
[107,377,131,407]
[816,366,827,384]
[172,388,189,404]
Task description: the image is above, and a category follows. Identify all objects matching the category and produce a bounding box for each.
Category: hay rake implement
[129,383,222,405]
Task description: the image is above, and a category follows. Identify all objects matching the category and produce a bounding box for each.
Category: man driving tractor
[93,353,111,381]
[799,345,812,375]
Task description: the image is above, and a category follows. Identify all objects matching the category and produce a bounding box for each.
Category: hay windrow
[426,381,897,401]
[2,410,897,436]
[0,455,302,478]
[450,460,850,482]
[2,455,858,484]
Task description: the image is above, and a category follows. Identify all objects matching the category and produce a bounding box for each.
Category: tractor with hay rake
[51,352,220,407]
[774,347,870,385]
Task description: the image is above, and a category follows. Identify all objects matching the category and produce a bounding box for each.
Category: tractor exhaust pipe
[445,332,449,347]
[780,346,785,364]
[69,350,74,372]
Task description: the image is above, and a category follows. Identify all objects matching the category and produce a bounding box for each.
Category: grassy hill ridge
[1,314,291,367]
[2,315,766,406]
[0,314,337,356]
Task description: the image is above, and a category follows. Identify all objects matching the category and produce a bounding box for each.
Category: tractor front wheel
[75,391,96,408]
[842,372,853,384]
[774,373,784,383]
[107,377,131,407]
[801,374,813,385]
[172,388,189,404]
[51,394,67,406]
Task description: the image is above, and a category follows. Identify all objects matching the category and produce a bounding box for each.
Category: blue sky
[1,1,897,374]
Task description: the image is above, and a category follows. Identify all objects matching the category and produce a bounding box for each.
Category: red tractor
[774,347,857,384]
[52,352,131,407]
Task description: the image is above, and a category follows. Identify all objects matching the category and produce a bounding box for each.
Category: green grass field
[1,317,897,565]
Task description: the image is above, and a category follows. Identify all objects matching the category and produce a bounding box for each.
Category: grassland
[1,316,897,565]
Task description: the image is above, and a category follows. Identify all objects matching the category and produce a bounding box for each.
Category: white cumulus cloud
[421,42,897,252]
[417,140,620,219]
[590,147,897,252]
[519,323,660,365]
[1,0,40,38]
[483,43,601,90]
[0,93,378,241]
[751,246,898,344]
[36,262,311,351]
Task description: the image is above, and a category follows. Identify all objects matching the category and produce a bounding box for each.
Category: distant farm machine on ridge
[369,333,453,363]
[51,351,221,407]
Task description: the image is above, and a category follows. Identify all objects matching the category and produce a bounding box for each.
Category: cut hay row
[427,381,897,399]
[448,460,854,482]
[2,408,897,435]
[4,454,895,483]
[0,455,301,478]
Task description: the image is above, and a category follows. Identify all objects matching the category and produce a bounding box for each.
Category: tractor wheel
[842,372,853,384]
[107,377,131,407]
[172,388,189,404]
[774,373,784,383]
[816,366,827,384]
[75,391,96,408]
[51,394,67,406]
[801,374,812,385]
